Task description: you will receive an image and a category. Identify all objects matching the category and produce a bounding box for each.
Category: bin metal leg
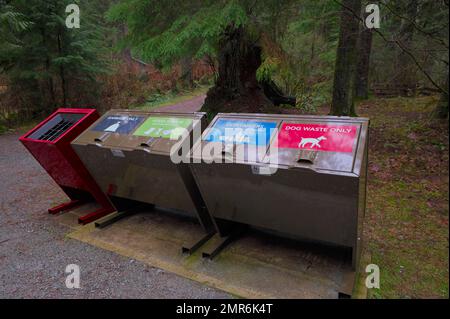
[48,199,85,215]
[94,203,150,229]
[201,225,247,260]
[78,206,116,225]
[182,232,215,255]
[201,234,235,260]
[94,210,132,228]
[338,271,356,299]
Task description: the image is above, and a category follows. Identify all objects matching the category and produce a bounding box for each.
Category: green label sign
[133,117,193,139]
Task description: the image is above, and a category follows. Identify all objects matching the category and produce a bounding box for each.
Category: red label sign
[276,123,358,153]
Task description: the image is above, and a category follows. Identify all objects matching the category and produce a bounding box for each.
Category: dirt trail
[153,95,205,113]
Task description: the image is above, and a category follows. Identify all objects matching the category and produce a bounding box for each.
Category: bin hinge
[251,165,277,176]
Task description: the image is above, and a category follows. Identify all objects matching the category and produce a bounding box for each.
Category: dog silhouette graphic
[298,136,327,148]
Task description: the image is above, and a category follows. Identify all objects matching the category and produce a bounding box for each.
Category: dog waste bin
[189,113,369,269]
[19,108,115,224]
[71,110,216,236]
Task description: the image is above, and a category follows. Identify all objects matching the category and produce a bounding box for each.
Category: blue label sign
[204,119,277,146]
[93,115,145,134]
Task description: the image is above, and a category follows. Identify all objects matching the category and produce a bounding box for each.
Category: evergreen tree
[0,0,31,72]
[0,0,110,117]
[107,0,299,114]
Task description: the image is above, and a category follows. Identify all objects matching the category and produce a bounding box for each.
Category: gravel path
[0,131,230,298]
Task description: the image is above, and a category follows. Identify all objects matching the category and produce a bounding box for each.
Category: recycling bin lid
[191,113,281,164]
[263,115,369,175]
[74,109,205,155]
[24,111,86,142]
[192,113,368,175]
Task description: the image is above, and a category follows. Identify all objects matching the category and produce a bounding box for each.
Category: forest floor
[332,96,448,298]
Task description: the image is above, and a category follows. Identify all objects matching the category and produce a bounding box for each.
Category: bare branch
[333,0,448,95]
[380,0,449,50]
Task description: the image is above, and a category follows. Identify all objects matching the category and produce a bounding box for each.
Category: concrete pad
[62,206,364,299]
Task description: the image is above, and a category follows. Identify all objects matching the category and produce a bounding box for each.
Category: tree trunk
[310,27,316,63]
[434,74,449,119]
[40,27,55,110]
[201,26,272,114]
[355,9,373,100]
[57,29,67,107]
[330,0,362,116]
[180,57,194,89]
[397,0,418,96]
[119,24,133,67]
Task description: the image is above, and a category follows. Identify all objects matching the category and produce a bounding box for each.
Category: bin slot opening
[27,113,84,141]
[297,158,314,164]
[296,150,318,165]
[221,143,236,156]
[94,132,111,143]
[140,137,156,148]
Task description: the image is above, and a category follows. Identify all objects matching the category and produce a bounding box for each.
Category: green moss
[360,95,448,299]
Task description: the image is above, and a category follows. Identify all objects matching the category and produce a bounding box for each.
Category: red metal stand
[48,199,86,215]
[78,207,117,225]
[19,108,116,223]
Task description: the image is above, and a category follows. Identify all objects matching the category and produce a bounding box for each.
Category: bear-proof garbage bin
[189,113,369,269]
[19,108,115,224]
[71,110,216,236]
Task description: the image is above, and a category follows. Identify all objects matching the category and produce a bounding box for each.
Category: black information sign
[92,114,145,134]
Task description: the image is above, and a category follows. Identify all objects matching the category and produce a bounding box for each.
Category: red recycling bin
[19,108,115,224]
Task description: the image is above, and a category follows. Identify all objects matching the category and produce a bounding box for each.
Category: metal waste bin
[19,108,115,224]
[189,113,369,269]
[71,110,215,235]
